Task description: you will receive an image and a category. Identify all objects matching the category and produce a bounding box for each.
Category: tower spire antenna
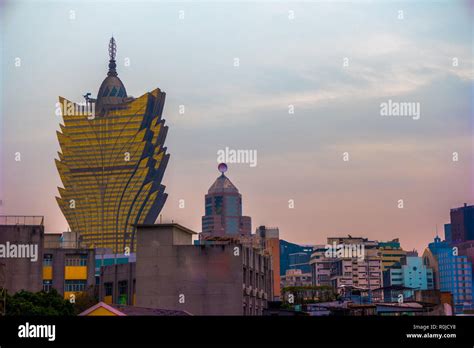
[107,36,117,77]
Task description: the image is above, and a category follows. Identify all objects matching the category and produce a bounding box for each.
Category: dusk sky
[1,0,473,254]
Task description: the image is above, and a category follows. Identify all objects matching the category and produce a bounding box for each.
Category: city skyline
[1,1,473,255]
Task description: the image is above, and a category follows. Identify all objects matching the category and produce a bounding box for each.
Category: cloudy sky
[1,0,473,253]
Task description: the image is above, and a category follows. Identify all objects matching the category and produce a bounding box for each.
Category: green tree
[6,289,74,316]
[72,286,98,315]
[281,285,337,305]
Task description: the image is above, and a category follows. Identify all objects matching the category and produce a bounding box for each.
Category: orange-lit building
[256,225,281,300]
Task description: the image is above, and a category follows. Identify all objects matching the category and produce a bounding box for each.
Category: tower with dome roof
[201,163,252,238]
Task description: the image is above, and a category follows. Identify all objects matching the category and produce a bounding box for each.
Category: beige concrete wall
[136,225,244,315]
[0,225,44,293]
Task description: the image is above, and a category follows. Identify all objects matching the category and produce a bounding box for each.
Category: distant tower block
[201,164,251,238]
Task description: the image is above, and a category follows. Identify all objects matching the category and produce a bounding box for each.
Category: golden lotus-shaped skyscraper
[56,38,169,252]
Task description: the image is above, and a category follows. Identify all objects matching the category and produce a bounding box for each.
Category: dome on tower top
[96,37,128,111]
[208,174,239,194]
[97,75,127,106]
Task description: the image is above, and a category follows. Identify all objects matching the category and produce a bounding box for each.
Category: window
[64,280,86,292]
[110,86,118,96]
[43,280,52,292]
[225,196,239,216]
[226,217,238,234]
[215,196,223,215]
[118,280,128,296]
[65,254,87,266]
[118,280,128,305]
[104,282,113,297]
[205,197,213,215]
[43,254,53,266]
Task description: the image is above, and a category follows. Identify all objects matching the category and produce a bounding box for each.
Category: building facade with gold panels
[56,38,169,252]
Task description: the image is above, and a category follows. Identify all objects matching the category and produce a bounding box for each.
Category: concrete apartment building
[378,239,407,271]
[41,231,95,300]
[309,245,332,287]
[331,249,383,296]
[0,217,95,301]
[281,269,312,288]
[310,236,383,300]
[130,223,273,315]
[0,216,44,294]
[99,262,136,305]
[450,203,474,243]
[383,255,435,302]
[256,225,281,300]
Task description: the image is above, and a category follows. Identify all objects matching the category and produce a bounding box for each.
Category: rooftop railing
[0,215,44,226]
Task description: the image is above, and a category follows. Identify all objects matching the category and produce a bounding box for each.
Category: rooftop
[0,215,44,226]
[79,301,192,316]
[133,223,198,235]
[208,173,239,194]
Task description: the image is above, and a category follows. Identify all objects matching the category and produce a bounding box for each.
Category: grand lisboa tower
[55,38,169,253]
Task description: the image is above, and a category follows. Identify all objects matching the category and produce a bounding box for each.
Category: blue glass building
[429,236,473,314]
[280,240,314,275]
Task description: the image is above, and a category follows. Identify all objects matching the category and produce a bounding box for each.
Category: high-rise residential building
[309,246,332,287]
[55,38,169,252]
[281,269,312,288]
[256,225,281,300]
[449,205,474,296]
[422,247,440,289]
[309,236,383,301]
[378,238,407,271]
[450,203,474,243]
[330,248,383,300]
[444,224,452,244]
[427,236,473,314]
[201,164,251,238]
[455,241,474,281]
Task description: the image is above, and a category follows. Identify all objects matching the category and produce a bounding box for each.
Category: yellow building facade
[55,38,169,252]
[42,249,95,300]
[378,239,407,271]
